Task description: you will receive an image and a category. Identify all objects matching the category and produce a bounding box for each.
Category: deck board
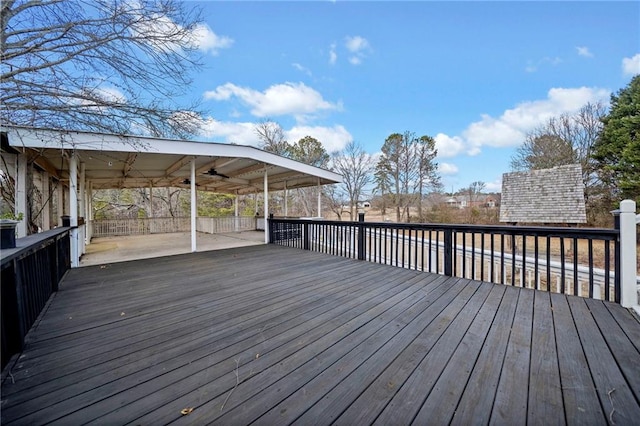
[1,244,639,425]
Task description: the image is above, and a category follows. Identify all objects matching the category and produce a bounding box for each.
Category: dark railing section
[1,228,71,371]
[269,217,620,302]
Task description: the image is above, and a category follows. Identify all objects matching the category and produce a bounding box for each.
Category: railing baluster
[573,238,579,296]
[560,237,566,294]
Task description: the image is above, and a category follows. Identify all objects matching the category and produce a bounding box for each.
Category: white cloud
[286,125,353,153]
[292,63,312,77]
[438,162,459,175]
[436,86,611,158]
[204,82,340,120]
[344,35,371,65]
[94,86,126,103]
[576,46,593,58]
[484,179,503,192]
[622,53,640,76]
[525,56,562,73]
[434,133,466,158]
[329,43,337,65]
[195,119,352,153]
[345,36,370,53]
[127,4,232,56]
[198,119,259,146]
[190,23,233,55]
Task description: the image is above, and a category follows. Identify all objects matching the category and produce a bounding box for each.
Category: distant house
[444,194,500,210]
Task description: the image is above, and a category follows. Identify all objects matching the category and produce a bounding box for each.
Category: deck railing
[1,228,71,370]
[196,216,257,234]
[91,217,190,236]
[269,208,637,305]
[91,216,257,237]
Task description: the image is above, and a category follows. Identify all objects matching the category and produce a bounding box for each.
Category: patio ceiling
[1,126,342,195]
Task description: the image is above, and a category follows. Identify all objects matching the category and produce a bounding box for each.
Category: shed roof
[499,164,586,223]
[1,126,342,194]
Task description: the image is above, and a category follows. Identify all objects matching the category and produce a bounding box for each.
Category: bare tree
[414,135,440,220]
[510,134,575,171]
[254,119,290,155]
[321,184,349,220]
[510,102,607,220]
[1,0,207,138]
[376,131,440,222]
[331,141,374,220]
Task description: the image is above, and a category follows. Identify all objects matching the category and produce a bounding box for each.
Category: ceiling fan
[181,178,200,186]
[203,168,230,179]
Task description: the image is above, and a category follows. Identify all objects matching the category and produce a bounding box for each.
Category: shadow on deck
[2,245,640,425]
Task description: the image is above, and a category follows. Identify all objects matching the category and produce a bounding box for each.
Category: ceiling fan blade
[182,178,199,186]
[204,168,230,179]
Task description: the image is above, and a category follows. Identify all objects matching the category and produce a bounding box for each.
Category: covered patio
[1,126,341,265]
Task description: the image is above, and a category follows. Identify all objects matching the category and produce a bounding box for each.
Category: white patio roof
[2,126,342,194]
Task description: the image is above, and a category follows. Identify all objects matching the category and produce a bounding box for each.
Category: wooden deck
[2,244,639,425]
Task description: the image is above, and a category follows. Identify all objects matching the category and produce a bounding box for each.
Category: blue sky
[185,1,639,193]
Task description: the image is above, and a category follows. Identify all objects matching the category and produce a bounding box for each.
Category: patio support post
[317,178,321,218]
[42,171,50,231]
[235,190,239,232]
[148,183,154,218]
[16,153,27,237]
[148,183,154,234]
[617,200,638,308]
[79,163,85,221]
[69,152,79,267]
[87,180,93,243]
[264,167,269,243]
[190,159,197,252]
[79,162,86,255]
[284,181,288,217]
[56,178,64,226]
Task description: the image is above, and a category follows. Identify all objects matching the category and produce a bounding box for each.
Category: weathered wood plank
[71,266,424,425]
[163,272,437,426]
[569,297,640,424]
[528,291,565,425]
[490,288,534,425]
[551,292,605,425]
[449,285,520,425]
[252,275,457,426]
[412,284,508,425]
[371,281,495,425]
[586,298,640,404]
[331,278,475,426]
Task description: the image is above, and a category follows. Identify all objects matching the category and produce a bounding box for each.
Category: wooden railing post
[268,214,274,244]
[615,200,638,308]
[303,222,310,250]
[444,228,453,276]
[357,212,365,260]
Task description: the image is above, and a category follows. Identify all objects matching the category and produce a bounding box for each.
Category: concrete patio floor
[80,231,265,266]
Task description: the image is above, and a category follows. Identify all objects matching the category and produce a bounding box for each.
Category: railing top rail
[1,227,71,266]
[269,217,618,239]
